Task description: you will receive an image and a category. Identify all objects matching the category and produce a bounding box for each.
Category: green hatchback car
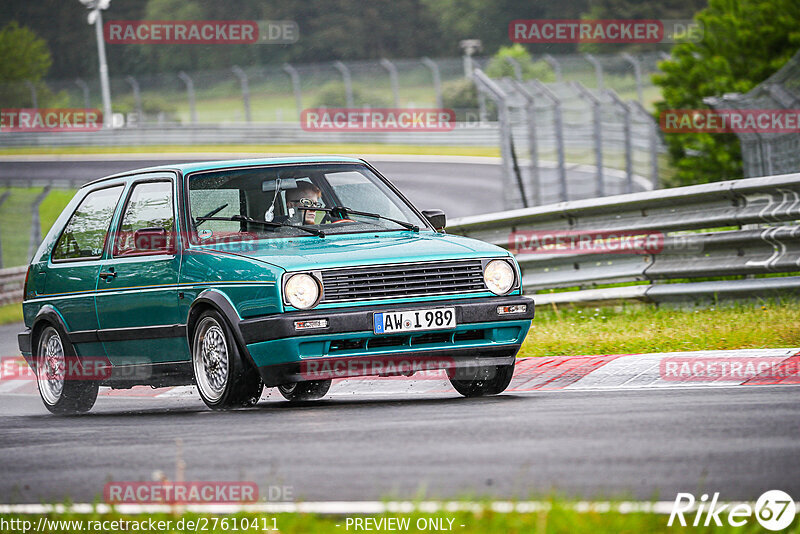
[18,157,534,413]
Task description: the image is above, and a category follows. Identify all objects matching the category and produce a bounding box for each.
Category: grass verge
[2,501,790,534]
[520,300,800,357]
[0,303,22,326]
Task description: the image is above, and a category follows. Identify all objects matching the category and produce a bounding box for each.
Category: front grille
[320,260,485,303]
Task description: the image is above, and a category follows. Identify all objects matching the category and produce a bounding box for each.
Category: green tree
[0,21,56,106]
[485,44,554,81]
[654,0,800,186]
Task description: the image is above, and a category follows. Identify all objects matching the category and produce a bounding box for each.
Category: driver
[285,182,323,225]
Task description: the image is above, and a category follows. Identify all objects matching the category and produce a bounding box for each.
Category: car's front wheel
[35,325,99,415]
[192,310,263,410]
[277,380,331,401]
[449,361,515,397]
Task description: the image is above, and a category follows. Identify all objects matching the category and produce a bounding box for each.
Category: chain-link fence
[706,50,800,178]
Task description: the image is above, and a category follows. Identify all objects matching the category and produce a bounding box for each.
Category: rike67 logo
[669,490,796,531]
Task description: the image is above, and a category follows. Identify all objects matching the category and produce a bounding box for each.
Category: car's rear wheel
[277,380,331,401]
[192,310,263,409]
[35,325,99,415]
[449,361,515,397]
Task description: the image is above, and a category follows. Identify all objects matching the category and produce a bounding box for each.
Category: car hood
[194,230,508,272]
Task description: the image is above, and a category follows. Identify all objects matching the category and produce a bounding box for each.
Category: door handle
[99,268,116,280]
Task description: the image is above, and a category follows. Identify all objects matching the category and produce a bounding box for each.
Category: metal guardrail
[0,266,27,306]
[449,172,800,306]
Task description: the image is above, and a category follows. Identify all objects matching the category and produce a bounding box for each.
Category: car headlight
[483,259,515,295]
[284,273,320,309]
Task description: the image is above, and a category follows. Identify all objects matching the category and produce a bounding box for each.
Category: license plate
[373,307,456,334]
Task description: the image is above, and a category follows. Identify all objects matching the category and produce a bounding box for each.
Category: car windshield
[187,163,427,241]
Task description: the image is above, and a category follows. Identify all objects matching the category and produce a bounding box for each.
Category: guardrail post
[24,80,38,108]
[125,76,143,126]
[231,66,252,123]
[0,190,9,269]
[282,63,303,119]
[571,81,605,197]
[74,78,91,109]
[583,54,604,90]
[505,57,523,81]
[621,53,644,104]
[333,61,355,108]
[380,58,400,107]
[628,100,660,189]
[509,79,541,206]
[473,69,527,209]
[177,71,197,124]
[606,89,634,193]
[421,57,443,109]
[532,80,568,202]
[543,55,562,83]
[28,186,51,262]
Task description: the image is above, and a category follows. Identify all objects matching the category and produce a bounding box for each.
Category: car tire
[34,324,99,415]
[449,361,515,397]
[277,380,331,401]
[192,310,263,410]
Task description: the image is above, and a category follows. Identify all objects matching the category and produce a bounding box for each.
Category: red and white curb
[1,348,798,399]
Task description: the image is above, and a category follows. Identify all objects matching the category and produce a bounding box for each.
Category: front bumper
[239,295,534,386]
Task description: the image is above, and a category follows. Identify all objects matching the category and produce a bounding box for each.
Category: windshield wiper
[324,205,419,232]
[195,203,229,227]
[196,215,325,237]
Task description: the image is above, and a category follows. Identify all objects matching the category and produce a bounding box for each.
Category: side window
[52,185,124,261]
[114,181,176,256]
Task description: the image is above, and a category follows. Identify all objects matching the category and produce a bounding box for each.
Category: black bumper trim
[239,295,534,345]
[258,344,520,387]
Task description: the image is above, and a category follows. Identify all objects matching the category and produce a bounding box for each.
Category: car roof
[84,156,366,187]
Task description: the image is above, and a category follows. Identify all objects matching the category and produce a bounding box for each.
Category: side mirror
[134,227,170,252]
[421,209,446,231]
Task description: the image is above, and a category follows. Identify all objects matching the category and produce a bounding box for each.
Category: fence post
[177,71,197,124]
[125,76,143,125]
[231,66,252,123]
[333,61,354,108]
[0,190,9,269]
[421,57,443,109]
[543,55,562,83]
[532,80,567,202]
[380,58,400,107]
[505,57,523,81]
[571,81,604,197]
[75,78,90,109]
[621,53,643,104]
[583,54,604,90]
[509,80,540,206]
[628,100,660,189]
[473,69,527,209]
[28,186,51,262]
[282,63,303,119]
[606,90,634,193]
[24,80,37,108]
